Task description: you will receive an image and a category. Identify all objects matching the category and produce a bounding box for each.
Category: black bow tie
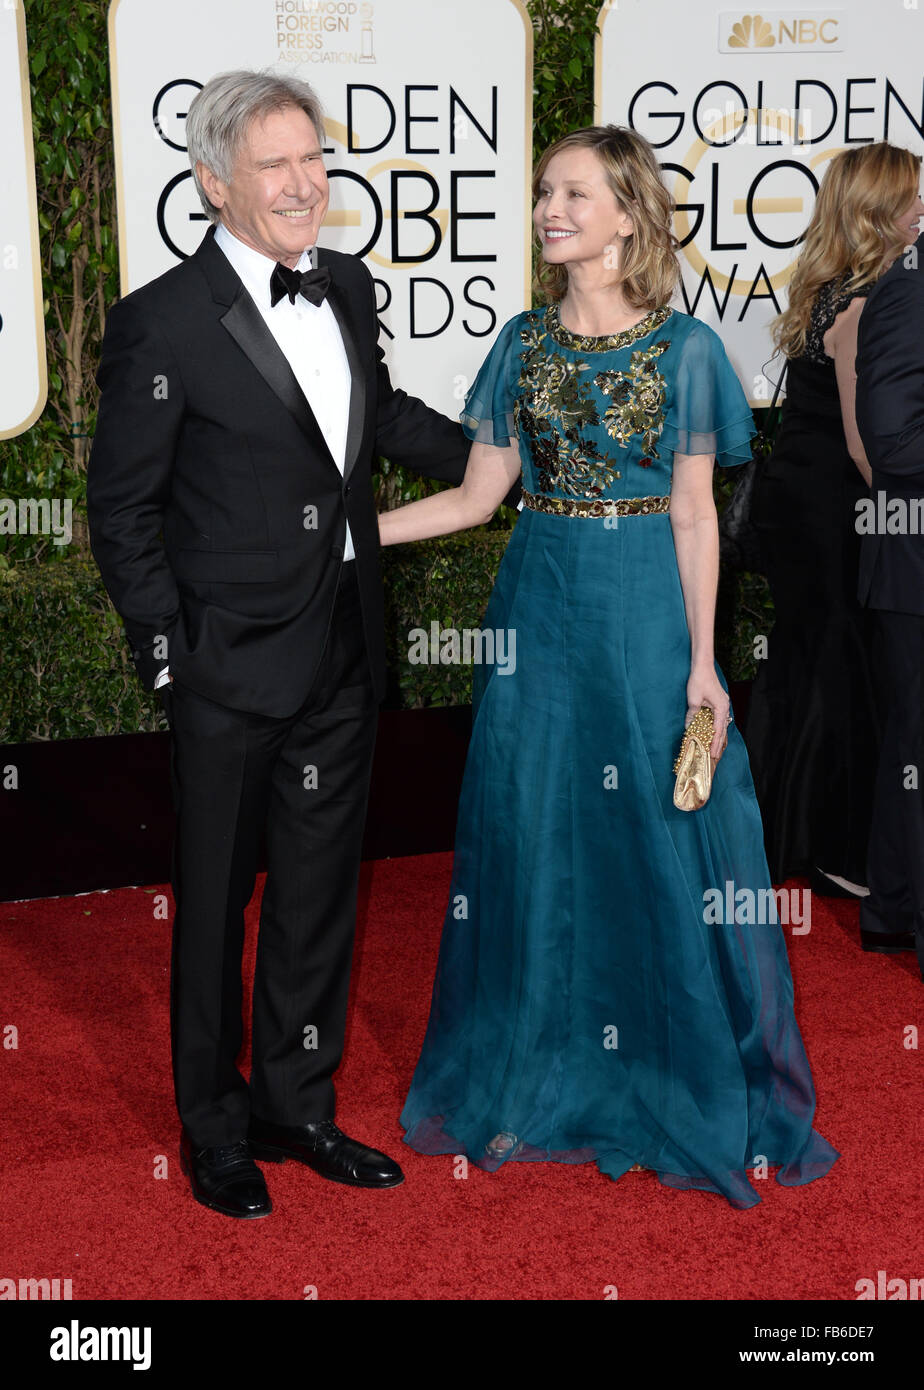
[270,261,331,308]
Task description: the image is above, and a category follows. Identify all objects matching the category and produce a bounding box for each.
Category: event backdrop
[108,0,533,417]
[0,1,47,440]
[596,0,924,402]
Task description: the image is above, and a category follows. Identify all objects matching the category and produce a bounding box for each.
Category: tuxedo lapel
[222,293,339,465]
[320,252,366,483]
[195,227,337,467]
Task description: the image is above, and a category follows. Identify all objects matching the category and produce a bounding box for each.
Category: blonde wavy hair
[775,142,921,359]
[532,125,681,311]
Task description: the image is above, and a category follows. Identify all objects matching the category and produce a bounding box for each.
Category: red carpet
[2,854,921,1301]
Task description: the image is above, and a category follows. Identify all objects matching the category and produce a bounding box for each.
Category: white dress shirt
[154,223,355,691]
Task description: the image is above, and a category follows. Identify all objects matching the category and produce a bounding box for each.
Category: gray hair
[186,69,326,224]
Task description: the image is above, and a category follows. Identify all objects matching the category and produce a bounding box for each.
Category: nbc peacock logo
[727,15,776,48]
[720,11,843,52]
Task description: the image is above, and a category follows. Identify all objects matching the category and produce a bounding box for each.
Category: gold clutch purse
[672,705,727,812]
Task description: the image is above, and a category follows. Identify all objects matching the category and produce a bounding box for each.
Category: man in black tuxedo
[855,226,924,981]
[88,70,486,1216]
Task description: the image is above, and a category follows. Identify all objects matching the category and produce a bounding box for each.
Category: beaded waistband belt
[521,489,671,518]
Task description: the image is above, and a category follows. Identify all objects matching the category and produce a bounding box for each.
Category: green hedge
[0,537,511,741]
[1,523,770,742]
[0,558,158,742]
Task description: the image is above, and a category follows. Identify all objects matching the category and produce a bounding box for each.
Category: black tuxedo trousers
[860,611,924,979]
[162,562,378,1145]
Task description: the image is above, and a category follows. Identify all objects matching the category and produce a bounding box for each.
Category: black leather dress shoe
[179,1132,272,1218]
[860,928,916,954]
[248,1117,404,1188]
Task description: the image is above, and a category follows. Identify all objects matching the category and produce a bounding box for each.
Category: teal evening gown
[399,303,839,1209]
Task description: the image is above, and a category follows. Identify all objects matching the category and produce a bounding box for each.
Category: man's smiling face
[198,104,329,268]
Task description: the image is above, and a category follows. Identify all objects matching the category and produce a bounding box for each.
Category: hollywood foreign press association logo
[273,0,378,68]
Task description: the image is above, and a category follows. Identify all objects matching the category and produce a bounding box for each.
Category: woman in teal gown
[378,126,839,1210]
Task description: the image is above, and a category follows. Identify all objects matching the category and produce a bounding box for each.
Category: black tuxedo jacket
[855,229,924,617]
[88,225,474,715]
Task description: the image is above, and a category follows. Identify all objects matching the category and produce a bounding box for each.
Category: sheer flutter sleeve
[661,319,757,468]
[459,314,522,446]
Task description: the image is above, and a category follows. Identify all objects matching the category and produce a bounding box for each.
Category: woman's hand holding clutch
[673,670,731,812]
[685,667,730,762]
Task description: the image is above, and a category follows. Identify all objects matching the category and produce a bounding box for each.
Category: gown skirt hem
[400,1113,838,1211]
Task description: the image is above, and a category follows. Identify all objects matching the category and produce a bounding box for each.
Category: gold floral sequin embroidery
[594,340,671,458]
[522,490,670,518]
[514,314,620,499]
[545,301,672,352]
[512,307,674,500]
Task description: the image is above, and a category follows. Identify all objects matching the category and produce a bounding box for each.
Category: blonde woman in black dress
[748,143,923,902]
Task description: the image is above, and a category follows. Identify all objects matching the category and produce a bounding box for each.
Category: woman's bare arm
[669,453,730,760]
[378,439,522,545]
[824,296,872,486]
